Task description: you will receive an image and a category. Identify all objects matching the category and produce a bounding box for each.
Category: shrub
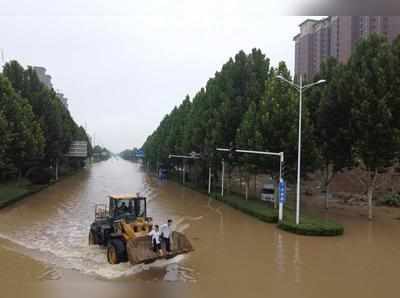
[381,193,400,207]
[213,193,278,223]
[25,167,53,184]
[278,214,344,236]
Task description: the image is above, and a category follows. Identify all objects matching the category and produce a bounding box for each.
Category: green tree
[0,112,11,177]
[307,58,353,208]
[348,34,400,220]
[0,74,45,179]
[3,61,90,170]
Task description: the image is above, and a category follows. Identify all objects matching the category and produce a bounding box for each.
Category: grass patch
[0,179,47,208]
[212,193,278,223]
[164,174,343,236]
[278,212,344,236]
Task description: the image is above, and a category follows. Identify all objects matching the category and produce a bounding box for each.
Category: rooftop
[298,18,320,27]
[109,194,143,200]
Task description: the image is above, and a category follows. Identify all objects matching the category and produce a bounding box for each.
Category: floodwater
[0,158,399,298]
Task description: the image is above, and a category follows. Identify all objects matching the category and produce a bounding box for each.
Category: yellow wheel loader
[89,194,193,265]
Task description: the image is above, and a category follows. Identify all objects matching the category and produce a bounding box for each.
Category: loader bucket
[126,231,193,265]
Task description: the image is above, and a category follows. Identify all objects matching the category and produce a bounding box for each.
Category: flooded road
[0,158,400,298]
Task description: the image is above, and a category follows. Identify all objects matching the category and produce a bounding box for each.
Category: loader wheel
[107,239,127,264]
[88,230,96,245]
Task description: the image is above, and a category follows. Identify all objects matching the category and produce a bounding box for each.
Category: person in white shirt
[161,219,173,254]
[148,225,163,256]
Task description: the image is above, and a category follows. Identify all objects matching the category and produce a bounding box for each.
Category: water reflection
[293,237,301,284]
[0,158,399,298]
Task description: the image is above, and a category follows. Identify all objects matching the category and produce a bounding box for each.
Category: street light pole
[276,74,326,225]
[296,75,303,225]
[221,159,225,197]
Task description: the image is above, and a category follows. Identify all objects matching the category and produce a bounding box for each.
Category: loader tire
[88,230,96,245]
[107,239,127,264]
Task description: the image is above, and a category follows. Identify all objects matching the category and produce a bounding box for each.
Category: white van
[260,183,275,202]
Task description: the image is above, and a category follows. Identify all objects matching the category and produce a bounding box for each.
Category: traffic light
[228,142,237,162]
[280,161,287,180]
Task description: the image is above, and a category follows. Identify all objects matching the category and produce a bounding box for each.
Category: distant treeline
[142,34,400,218]
[119,148,139,161]
[93,145,112,162]
[0,61,92,182]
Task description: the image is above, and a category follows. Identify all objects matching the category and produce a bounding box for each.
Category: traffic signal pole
[216,147,285,221]
[169,152,201,184]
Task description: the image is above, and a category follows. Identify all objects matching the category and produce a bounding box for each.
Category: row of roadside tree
[0,61,92,183]
[142,34,400,219]
[119,148,141,161]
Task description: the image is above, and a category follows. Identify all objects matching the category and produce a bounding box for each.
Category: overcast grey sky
[0,1,312,152]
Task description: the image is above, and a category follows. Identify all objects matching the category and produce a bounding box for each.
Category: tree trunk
[245,183,248,200]
[239,167,242,195]
[17,169,22,186]
[325,183,329,209]
[367,186,374,220]
[367,169,378,221]
[227,164,231,194]
[254,172,257,196]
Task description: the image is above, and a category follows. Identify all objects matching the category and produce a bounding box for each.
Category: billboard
[65,141,88,157]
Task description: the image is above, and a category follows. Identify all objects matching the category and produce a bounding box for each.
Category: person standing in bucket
[148,224,163,256]
[161,219,173,254]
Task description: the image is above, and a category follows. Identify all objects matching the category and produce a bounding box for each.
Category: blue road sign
[136,149,145,158]
[279,179,286,204]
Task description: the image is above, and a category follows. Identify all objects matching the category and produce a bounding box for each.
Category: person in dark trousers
[148,225,163,256]
[161,219,173,254]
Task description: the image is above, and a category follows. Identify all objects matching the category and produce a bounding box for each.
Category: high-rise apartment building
[33,66,69,109]
[294,16,400,80]
[33,66,53,89]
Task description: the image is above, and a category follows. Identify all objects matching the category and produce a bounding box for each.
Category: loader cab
[109,195,147,220]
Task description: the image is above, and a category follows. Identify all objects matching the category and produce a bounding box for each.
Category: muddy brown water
[0,158,399,298]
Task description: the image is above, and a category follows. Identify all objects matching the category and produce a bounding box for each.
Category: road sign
[136,149,145,158]
[65,141,88,157]
[279,179,286,204]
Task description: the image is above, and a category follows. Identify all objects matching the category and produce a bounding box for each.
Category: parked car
[260,182,276,203]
